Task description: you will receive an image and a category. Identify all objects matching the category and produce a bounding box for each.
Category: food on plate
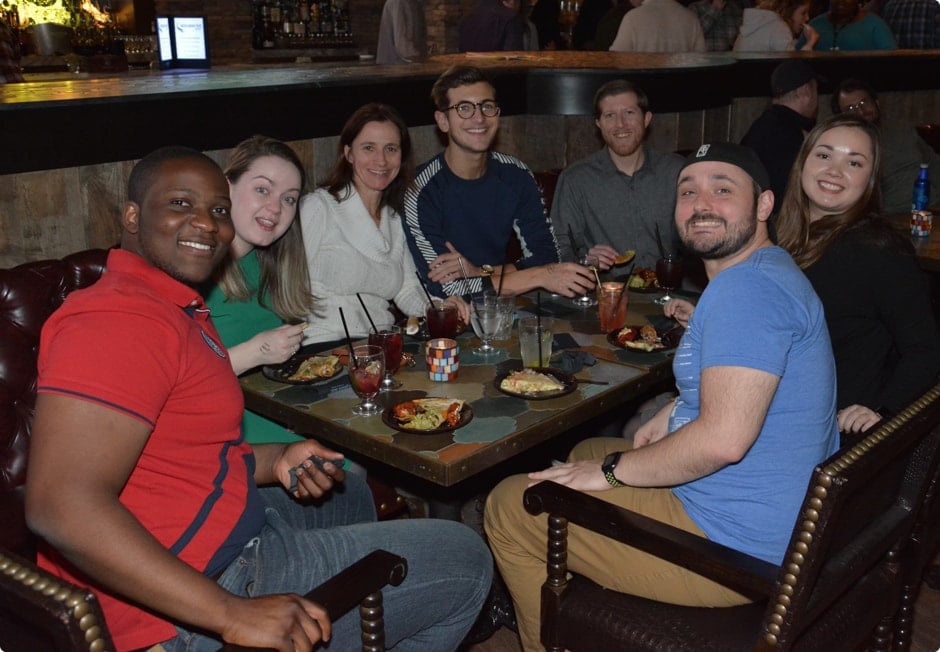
[627,268,658,289]
[615,325,666,352]
[392,398,465,430]
[499,368,565,394]
[613,250,636,266]
[287,355,342,381]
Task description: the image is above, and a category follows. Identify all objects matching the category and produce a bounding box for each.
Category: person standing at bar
[458,0,526,51]
[375,0,428,64]
[609,0,707,52]
[0,21,23,83]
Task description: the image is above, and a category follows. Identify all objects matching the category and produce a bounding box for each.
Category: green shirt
[205,252,303,444]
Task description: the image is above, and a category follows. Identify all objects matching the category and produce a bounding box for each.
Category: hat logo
[695,144,710,158]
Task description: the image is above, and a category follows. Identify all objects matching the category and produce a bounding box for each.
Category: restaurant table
[241,290,681,513]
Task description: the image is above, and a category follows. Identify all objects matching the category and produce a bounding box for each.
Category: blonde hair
[213,136,313,321]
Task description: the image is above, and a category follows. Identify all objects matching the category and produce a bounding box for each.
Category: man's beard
[679,209,757,260]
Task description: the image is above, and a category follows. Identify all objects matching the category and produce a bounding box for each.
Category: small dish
[606,325,680,353]
[262,354,346,385]
[494,367,578,400]
[381,402,473,434]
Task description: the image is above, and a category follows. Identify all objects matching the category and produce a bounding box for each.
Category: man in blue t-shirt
[485,142,840,651]
[403,65,594,298]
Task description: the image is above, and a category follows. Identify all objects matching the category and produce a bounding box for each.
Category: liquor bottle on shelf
[912,163,930,211]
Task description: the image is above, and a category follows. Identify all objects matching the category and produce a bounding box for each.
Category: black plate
[381,402,473,434]
[606,325,680,353]
[262,354,346,385]
[494,367,578,400]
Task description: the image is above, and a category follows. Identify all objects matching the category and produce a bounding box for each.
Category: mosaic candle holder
[426,338,459,381]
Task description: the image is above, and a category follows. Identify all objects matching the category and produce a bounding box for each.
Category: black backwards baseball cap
[771,60,819,97]
[680,142,771,192]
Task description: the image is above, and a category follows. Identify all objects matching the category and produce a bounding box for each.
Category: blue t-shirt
[404,151,561,297]
[671,246,840,564]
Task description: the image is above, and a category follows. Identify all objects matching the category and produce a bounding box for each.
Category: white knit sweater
[300,185,433,344]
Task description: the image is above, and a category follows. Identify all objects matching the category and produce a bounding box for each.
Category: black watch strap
[602,452,626,488]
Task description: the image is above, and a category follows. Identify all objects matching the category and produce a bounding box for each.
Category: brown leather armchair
[524,383,940,651]
[0,249,407,652]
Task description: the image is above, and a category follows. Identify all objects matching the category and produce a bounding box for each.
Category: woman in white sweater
[300,103,468,345]
[734,0,818,51]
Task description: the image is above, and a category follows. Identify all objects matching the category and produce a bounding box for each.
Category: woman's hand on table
[587,244,619,271]
[442,295,471,324]
[527,459,612,491]
[663,298,695,329]
[837,404,882,434]
[233,323,306,374]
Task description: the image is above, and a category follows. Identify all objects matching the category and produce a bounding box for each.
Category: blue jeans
[163,477,492,651]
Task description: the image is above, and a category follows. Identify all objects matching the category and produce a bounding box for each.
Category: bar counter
[3,50,940,266]
[4,50,940,175]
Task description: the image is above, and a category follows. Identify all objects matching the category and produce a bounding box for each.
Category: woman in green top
[204,135,313,444]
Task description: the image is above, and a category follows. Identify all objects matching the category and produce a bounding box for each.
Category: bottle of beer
[912,164,930,211]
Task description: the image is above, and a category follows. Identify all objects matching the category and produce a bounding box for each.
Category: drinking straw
[654,223,667,259]
[415,271,435,306]
[536,291,543,369]
[356,293,378,333]
[338,307,358,369]
[496,263,505,297]
[456,256,471,297]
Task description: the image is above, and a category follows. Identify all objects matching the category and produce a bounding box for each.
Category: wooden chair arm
[222,549,407,652]
[524,481,778,600]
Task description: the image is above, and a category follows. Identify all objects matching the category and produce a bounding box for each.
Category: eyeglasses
[846,99,870,113]
[446,101,501,119]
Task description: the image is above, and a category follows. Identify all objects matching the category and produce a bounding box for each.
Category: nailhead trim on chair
[762,384,940,646]
[0,551,110,652]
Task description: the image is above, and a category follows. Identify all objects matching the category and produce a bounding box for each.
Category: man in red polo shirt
[27,146,490,651]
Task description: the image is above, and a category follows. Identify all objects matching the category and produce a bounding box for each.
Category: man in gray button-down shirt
[552,79,684,272]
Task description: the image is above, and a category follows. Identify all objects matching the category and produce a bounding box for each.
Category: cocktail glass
[349,345,385,416]
[426,300,460,339]
[654,255,684,305]
[368,326,403,391]
[572,254,599,307]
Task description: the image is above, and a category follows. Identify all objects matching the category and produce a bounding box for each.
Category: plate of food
[626,267,659,293]
[494,367,577,400]
[382,398,473,434]
[607,324,681,353]
[262,354,345,385]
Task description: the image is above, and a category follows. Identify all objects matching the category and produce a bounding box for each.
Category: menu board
[155,15,210,70]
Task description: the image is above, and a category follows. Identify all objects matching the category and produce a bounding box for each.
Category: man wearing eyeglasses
[831,77,940,214]
[404,65,595,298]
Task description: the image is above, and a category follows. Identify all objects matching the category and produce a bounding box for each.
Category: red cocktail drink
[427,301,459,339]
[369,329,403,375]
[350,365,382,396]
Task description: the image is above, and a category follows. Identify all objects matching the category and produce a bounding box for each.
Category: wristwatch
[480,264,495,278]
[602,452,626,488]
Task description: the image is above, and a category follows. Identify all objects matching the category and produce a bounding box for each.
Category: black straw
[496,263,505,297]
[338,307,358,368]
[415,271,435,306]
[536,291,543,369]
[356,293,378,333]
[654,223,667,259]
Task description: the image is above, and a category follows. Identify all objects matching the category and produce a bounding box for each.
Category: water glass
[471,297,501,355]
[519,316,554,368]
[572,254,599,308]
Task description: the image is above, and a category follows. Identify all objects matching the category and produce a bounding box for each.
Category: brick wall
[152,0,470,64]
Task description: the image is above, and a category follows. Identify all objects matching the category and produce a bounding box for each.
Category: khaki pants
[484,437,749,651]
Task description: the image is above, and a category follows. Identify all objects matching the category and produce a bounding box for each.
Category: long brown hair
[323,103,415,215]
[214,135,313,321]
[776,114,882,268]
